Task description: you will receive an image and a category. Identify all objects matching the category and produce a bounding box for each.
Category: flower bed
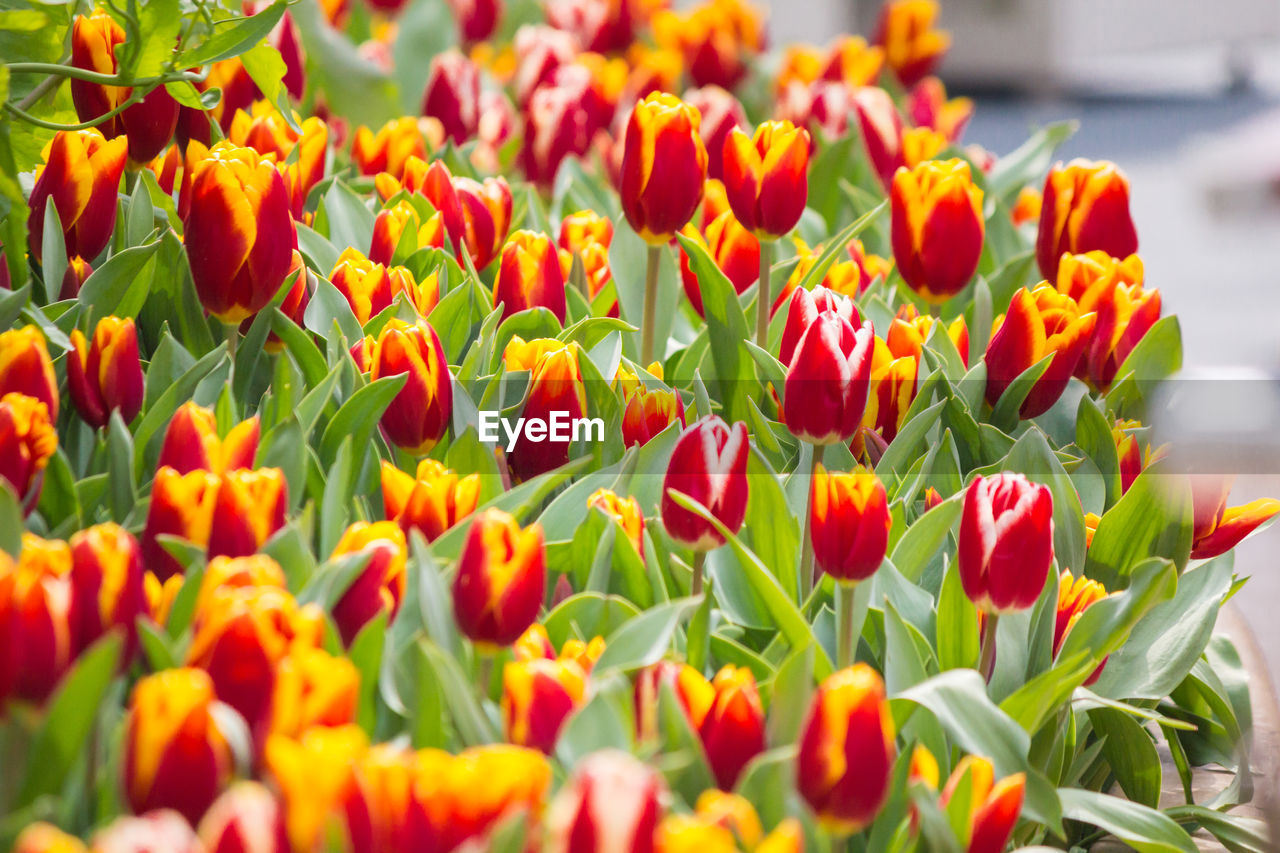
[0,0,1277,851]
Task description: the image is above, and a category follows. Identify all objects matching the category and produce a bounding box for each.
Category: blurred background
[769,0,1280,683]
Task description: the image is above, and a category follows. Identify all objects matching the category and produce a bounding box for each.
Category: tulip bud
[1053,570,1110,685]
[1081,279,1161,391]
[184,143,298,324]
[123,668,234,824]
[623,385,686,448]
[197,782,289,853]
[546,750,667,853]
[872,0,951,87]
[722,120,811,239]
[822,35,887,87]
[3,535,76,702]
[891,158,984,303]
[366,318,454,455]
[381,458,481,543]
[699,665,766,790]
[1035,159,1139,280]
[502,657,588,754]
[454,175,515,271]
[939,756,1025,853]
[777,285,860,367]
[67,316,144,430]
[265,725,371,853]
[661,416,750,551]
[69,523,146,661]
[329,521,408,645]
[140,467,219,580]
[28,129,127,263]
[423,51,481,144]
[653,0,765,90]
[958,472,1054,613]
[679,210,760,317]
[227,104,328,219]
[850,86,906,190]
[195,555,287,615]
[684,86,747,182]
[267,647,359,741]
[328,247,413,325]
[588,488,646,557]
[448,0,502,43]
[886,304,969,367]
[908,76,972,143]
[0,393,57,515]
[983,285,1096,418]
[622,93,709,244]
[655,815,738,853]
[370,201,445,266]
[692,790,765,848]
[513,24,578,107]
[13,823,87,853]
[1188,477,1280,560]
[493,230,569,323]
[797,664,896,835]
[545,0,638,53]
[158,402,260,475]
[520,79,594,190]
[206,468,289,560]
[810,465,890,583]
[860,345,917,451]
[0,326,60,419]
[90,811,203,853]
[453,509,547,647]
[60,256,94,300]
[784,314,876,445]
[505,341,589,478]
[634,660,715,743]
[351,117,432,178]
[559,209,615,255]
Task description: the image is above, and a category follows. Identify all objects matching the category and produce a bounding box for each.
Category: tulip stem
[756,239,775,350]
[691,551,706,597]
[978,613,1000,682]
[641,244,662,366]
[798,443,824,604]
[224,323,239,361]
[837,582,858,669]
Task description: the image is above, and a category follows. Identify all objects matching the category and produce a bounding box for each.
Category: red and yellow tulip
[721,120,811,239]
[621,93,709,244]
[67,316,144,429]
[1035,159,1139,280]
[452,509,547,647]
[0,393,57,515]
[872,0,951,87]
[329,521,408,645]
[381,458,481,542]
[364,318,454,455]
[28,129,127,263]
[891,158,984,303]
[810,465,891,583]
[493,230,569,322]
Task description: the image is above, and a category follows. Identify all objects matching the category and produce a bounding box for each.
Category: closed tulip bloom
[872,0,951,87]
[58,255,94,300]
[684,86,747,182]
[859,341,918,451]
[891,158,984,302]
[679,210,760,317]
[623,385,687,448]
[983,285,1096,418]
[194,555,287,614]
[1035,160,1139,280]
[588,488,646,557]
[267,647,360,740]
[452,175,515,271]
[28,128,127,263]
[693,790,765,848]
[886,304,969,367]
[367,318,453,455]
[777,285,860,366]
[545,0,639,53]
[90,811,204,853]
[3,535,76,702]
[653,0,765,91]
[206,467,289,559]
[655,815,738,853]
[493,230,567,323]
[422,51,481,144]
[329,521,408,646]
[1053,570,1111,685]
[810,466,891,583]
[69,523,147,661]
[520,80,594,190]
[351,117,431,178]
[621,93,709,244]
[1081,279,1161,390]
[546,750,667,853]
[67,316,144,429]
[369,201,445,266]
[821,35,886,88]
[13,823,87,853]
[452,509,547,647]
[0,393,57,515]
[784,314,876,445]
[123,668,233,825]
[448,0,501,43]
[700,665,766,790]
[908,76,973,143]
[140,467,219,580]
[797,664,896,835]
[661,416,751,551]
[328,247,411,325]
[502,657,588,753]
[634,660,715,744]
[508,343,588,481]
[184,143,297,324]
[1188,477,1280,560]
[939,756,1025,853]
[381,459,481,542]
[722,120,811,239]
[265,725,371,853]
[157,402,259,475]
[559,209,615,255]
[197,782,289,853]
[1,326,60,419]
[958,472,1054,613]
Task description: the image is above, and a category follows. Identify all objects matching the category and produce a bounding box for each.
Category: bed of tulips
[1,0,1278,850]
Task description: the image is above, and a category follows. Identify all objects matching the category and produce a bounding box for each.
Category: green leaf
[793,202,887,293]
[592,597,700,675]
[318,373,406,465]
[349,611,387,735]
[676,231,751,419]
[79,241,160,326]
[418,638,499,746]
[106,410,137,523]
[1075,394,1122,510]
[181,0,286,66]
[985,122,1077,206]
[1105,316,1183,416]
[1087,707,1161,807]
[936,556,979,671]
[1085,461,1193,588]
[0,483,23,556]
[1057,789,1196,853]
[238,41,287,105]
[1163,805,1271,853]
[892,495,962,582]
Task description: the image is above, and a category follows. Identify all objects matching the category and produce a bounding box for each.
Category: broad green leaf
[593,597,700,674]
[1057,789,1196,853]
[1085,461,1193,588]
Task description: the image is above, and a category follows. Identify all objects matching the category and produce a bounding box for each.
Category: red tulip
[700,665,766,790]
[777,285,860,367]
[67,316,144,429]
[783,312,876,445]
[685,86,747,182]
[545,750,667,853]
[27,129,126,263]
[452,509,547,647]
[1035,160,1139,280]
[958,472,1054,613]
[722,120,811,239]
[493,230,568,323]
[810,465,891,582]
[621,93,709,244]
[422,51,481,144]
[660,415,750,551]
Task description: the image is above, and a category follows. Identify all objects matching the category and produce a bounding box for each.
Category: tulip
[194,554,287,615]
[1035,159,1139,280]
[454,175,515,271]
[722,120,811,240]
[655,816,738,853]
[422,51,481,144]
[329,521,408,645]
[545,0,639,54]
[699,665,766,790]
[206,468,289,560]
[559,209,615,255]
[27,128,126,263]
[493,230,569,322]
[90,811,204,853]
[0,325,60,418]
[891,158,984,303]
[364,318,453,455]
[183,143,297,324]
[661,415,750,562]
[959,472,1054,619]
[778,285,860,367]
[652,0,766,91]
[588,488,646,557]
[621,93,708,245]
[13,823,87,853]
[419,745,553,850]
[448,0,502,44]
[267,647,360,740]
[1011,186,1042,227]
[886,304,969,367]
[872,0,951,87]
[0,393,57,515]
[2,535,76,702]
[777,79,854,142]
[227,105,328,219]
[241,250,311,351]
[520,79,594,190]
[157,402,260,475]
[783,313,876,445]
[370,201,445,266]
[351,117,431,178]
[507,342,589,481]
[452,509,547,647]
[908,76,973,143]
[851,86,906,190]
[123,668,233,824]
[264,725,371,853]
[634,660,715,744]
[983,284,1096,418]
[693,790,765,847]
[1189,477,1280,560]
[796,664,896,835]
[328,247,414,325]
[545,750,667,853]
[513,24,580,108]
[810,465,891,583]
[858,340,918,453]
[197,782,289,853]
[1081,279,1161,391]
[60,255,93,299]
[66,316,144,430]
[502,657,588,753]
[685,86,747,182]
[1054,570,1110,685]
[381,459,481,542]
[623,385,687,448]
[140,467,219,580]
[822,35,887,87]
[939,756,1026,853]
[69,523,147,661]
[679,210,760,318]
